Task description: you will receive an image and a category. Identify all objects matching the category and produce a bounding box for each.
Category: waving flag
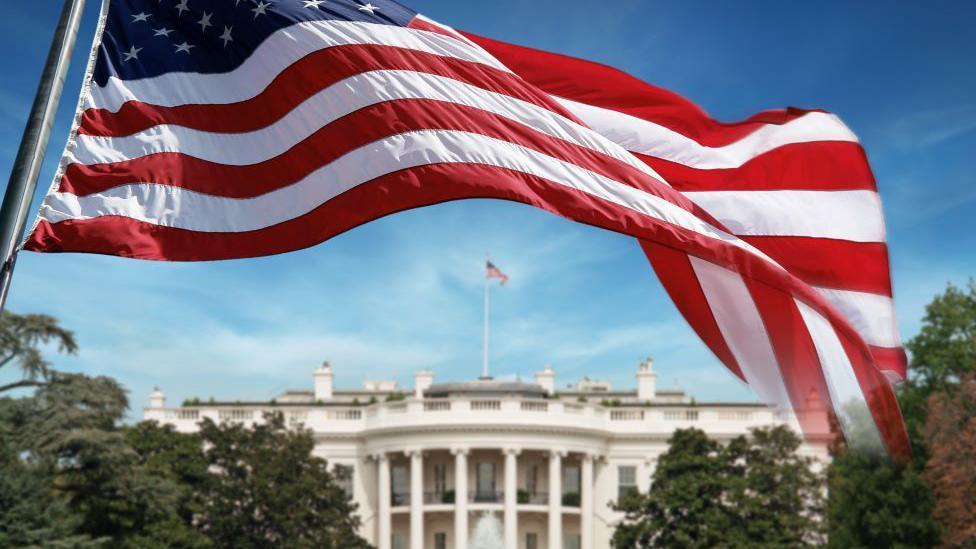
[23,0,909,460]
[486,261,508,285]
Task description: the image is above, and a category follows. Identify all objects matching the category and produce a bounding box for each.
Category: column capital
[404,447,424,458]
[581,450,603,462]
[450,446,470,456]
[549,448,568,458]
[371,451,390,462]
[503,446,522,456]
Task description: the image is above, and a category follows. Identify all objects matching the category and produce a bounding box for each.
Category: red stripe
[462,31,819,148]
[869,345,908,381]
[837,334,913,461]
[79,43,581,137]
[744,279,840,443]
[407,16,471,43]
[739,236,892,296]
[31,163,771,263]
[637,141,877,192]
[64,99,714,223]
[642,241,746,382]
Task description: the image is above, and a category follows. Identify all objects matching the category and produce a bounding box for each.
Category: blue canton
[93,0,417,86]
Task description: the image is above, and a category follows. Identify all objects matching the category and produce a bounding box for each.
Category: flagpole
[482,256,490,379]
[0,0,87,314]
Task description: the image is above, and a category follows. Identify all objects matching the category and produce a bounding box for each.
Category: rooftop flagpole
[0,0,87,313]
[482,254,490,379]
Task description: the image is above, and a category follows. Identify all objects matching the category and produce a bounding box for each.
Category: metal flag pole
[0,0,87,313]
[482,254,490,379]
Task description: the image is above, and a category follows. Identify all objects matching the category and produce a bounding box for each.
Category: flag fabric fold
[23,0,910,460]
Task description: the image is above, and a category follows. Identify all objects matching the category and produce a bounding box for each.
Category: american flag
[23,0,909,459]
[486,260,508,285]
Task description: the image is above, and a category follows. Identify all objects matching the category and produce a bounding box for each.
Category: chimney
[535,365,555,396]
[636,357,656,401]
[149,387,166,408]
[414,370,434,399]
[314,361,334,401]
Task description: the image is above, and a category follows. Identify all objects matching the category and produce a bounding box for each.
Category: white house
[143,359,831,549]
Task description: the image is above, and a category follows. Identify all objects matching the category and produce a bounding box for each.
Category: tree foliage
[196,412,370,549]
[827,451,938,549]
[0,311,371,548]
[923,371,976,547]
[612,426,825,548]
[0,311,77,393]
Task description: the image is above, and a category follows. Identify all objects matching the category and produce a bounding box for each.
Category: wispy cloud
[882,104,976,151]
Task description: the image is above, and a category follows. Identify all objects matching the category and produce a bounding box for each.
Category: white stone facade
[143,360,831,549]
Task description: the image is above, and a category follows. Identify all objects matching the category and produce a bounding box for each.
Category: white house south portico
[144,360,831,549]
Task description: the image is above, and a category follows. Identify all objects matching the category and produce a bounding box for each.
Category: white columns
[504,447,520,549]
[376,453,391,549]
[548,449,565,549]
[580,453,595,549]
[453,447,469,549]
[408,449,424,549]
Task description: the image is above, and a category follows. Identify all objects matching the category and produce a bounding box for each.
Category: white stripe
[87,19,511,113]
[815,287,902,348]
[42,129,755,256]
[683,189,885,242]
[555,98,858,170]
[72,70,661,183]
[794,299,886,456]
[690,257,792,411]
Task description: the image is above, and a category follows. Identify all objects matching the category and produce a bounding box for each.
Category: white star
[219,26,233,47]
[174,41,195,54]
[358,3,378,13]
[197,11,213,32]
[131,12,151,22]
[122,45,142,61]
[252,1,271,18]
[175,0,189,16]
[302,0,325,7]
[152,27,173,37]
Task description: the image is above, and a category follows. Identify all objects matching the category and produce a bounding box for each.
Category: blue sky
[1,0,974,416]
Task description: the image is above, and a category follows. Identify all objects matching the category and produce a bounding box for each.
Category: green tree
[723,426,825,546]
[901,279,976,447]
[827,451,938,548]
[0,311,77,394]
[196,412,370,548]
[0,396,101,548]
[613,426,823,548]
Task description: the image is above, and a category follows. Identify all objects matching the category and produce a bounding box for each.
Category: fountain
[469,511,504,549]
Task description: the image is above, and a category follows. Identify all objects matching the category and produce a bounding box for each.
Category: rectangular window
[563,465,580,495]
[565,534,581,549]
[526,464,538,494]
[334,464,354,498]
[617,465,637,501]
[434,463,447,495]
[392,533,407,549]
[392,464,409,506]
[476,462,496,501]
[526,532,538,549]
[434,532,447,549]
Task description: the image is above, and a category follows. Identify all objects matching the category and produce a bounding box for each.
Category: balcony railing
[471,490,503,503]
[522,491,548,505]
[148,396,797,437]
[424,491,455,504]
